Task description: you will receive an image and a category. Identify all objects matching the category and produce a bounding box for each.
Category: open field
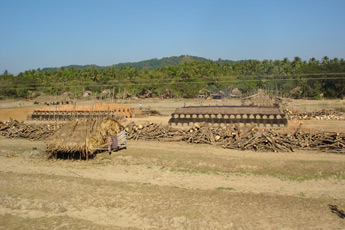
[1,137,345,229]
[1,97,345,131]
[0,97,345,229]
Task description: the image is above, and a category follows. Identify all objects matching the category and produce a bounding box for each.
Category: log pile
[125,122,185,142]
[126,122,345,154]
[0,119,57,140]
[221,124,345,153]
[284,109,344,120]
[1,119,344,154]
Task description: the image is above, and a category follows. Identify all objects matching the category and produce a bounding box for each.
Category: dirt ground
[0,98,345,229]
[1,97,345,131]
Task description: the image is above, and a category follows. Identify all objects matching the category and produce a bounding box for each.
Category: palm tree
[322,56,329,64]
[331,58,339,64]
[309,57,317,65]
[292,56,302,68]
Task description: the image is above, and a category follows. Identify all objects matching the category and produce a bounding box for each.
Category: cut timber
[125,122,345,154]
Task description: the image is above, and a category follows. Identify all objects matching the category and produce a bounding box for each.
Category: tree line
[1,56,344,99]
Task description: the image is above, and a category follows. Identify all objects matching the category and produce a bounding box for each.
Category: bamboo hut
[47,118,124,159]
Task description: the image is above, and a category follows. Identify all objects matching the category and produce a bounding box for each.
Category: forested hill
[2,56,344,100]
[42,64,107,71]
[42,55,221,71]
[113,55,212,69]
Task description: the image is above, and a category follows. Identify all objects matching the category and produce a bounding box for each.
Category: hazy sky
[1,0,345,75]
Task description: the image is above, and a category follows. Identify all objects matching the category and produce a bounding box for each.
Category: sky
[1,0,345,75]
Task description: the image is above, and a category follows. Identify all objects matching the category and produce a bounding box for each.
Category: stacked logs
[126,122,345,154]
[221,124,345,153]
[126,122,185,142]
[1,119,344,154]
[284,109,344,120]
[0,119,57,140]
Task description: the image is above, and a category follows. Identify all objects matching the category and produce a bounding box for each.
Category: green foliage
[1,56,345,99]
[42,55,210,71]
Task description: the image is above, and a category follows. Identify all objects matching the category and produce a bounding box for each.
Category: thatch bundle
[47,118,124,159]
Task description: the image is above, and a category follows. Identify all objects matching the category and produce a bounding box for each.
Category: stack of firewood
[222,124,344,153]
[126,122,345,153]
[284,109,344,120]
[1,119,344,154]
[125,122,184,141]
[0,119,57,140]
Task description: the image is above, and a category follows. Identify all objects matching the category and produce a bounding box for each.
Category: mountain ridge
[42,55,235,71]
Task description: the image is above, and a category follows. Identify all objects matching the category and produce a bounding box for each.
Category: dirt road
[0,137,344,229]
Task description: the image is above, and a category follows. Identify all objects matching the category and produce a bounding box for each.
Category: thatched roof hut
[47,118,124,159]
[242,90,280,107]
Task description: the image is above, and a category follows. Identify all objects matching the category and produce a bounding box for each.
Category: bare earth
[0,98,345,229]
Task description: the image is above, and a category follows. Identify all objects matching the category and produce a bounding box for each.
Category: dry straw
[47,118,124,159]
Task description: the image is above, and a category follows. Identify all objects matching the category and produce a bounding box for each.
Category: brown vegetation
[46,118,123,159]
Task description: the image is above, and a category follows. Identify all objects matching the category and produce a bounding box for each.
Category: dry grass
[1,136,345,229]
[47,118,123,159]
